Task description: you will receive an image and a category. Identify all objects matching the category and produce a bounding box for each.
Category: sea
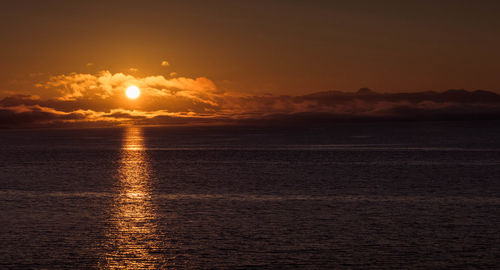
[0,120,499,269]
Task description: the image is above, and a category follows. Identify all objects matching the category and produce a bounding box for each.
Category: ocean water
[0,121,499,269]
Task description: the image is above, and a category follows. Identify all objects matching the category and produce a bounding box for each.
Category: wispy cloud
[36,70,218,103]
[2,71,500,128]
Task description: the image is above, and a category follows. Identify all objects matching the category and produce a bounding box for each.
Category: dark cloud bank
[1,89,500,128]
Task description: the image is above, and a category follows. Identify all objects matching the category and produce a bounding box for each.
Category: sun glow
[126,85,140,99]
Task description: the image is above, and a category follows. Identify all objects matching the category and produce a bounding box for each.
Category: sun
[126,85,140,99]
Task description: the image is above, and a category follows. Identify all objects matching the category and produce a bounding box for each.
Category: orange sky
[2,0,500,96]
[1,1,500,127]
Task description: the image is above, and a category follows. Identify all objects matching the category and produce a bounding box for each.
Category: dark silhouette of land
[1,89,500,128]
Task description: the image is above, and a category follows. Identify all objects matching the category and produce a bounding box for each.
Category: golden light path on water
[100,127,167,269]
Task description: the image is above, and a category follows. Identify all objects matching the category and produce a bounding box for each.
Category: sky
[1,0,500,127]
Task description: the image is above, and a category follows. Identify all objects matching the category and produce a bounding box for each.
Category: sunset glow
[2,1,500,269]
[126,85,140,99]
[0,1,499,129]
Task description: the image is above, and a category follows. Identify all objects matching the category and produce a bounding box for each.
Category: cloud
[2,70,500,128]
[0,102,221,128]
[36,70,219,105]
[0,105,89,127]
[161,60,169,67]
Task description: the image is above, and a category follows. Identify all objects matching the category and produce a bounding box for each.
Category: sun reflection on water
[100,127,166,269]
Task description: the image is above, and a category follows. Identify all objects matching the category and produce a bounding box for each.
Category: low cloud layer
[2,71,500,128]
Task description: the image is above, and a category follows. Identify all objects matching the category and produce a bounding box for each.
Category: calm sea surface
[1,121,499,269]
